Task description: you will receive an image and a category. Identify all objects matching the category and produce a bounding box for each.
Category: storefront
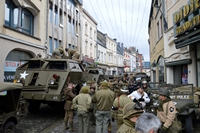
[4,50,33,82]
[173,0,200,86]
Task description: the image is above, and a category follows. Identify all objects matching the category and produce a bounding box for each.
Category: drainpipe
[45,0,49,57]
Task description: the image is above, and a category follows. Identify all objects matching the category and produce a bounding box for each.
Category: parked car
[0,82,28,133]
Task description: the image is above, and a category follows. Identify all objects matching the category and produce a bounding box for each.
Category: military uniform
[157,88,177,133]
[116,123,137,133]
[113,95,132,128]
[116,102,143,133]
[52,46,66,58]
[72,52,82,63]
[72,86,92,133]
[64,86,76,131]
[92,82,114,133]
[157,100,176,129]
[67,49,76,59]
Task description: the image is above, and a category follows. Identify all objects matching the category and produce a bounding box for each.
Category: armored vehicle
[0,82,28,133]
[148,83,200,132]
[83,65,108,84]
[14,58,85,113]
[133,72,150,82]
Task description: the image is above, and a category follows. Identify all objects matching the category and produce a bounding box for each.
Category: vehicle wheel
[28,101,41,113]
[185,116,194,133]
[3,121,15,133]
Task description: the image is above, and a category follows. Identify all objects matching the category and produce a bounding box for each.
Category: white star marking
[20,71,29,79]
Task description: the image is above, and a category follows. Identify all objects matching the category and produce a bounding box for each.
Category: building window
[157,22,160,39]
[68,16,71,33]
[49,5,53,22]
[5,0,34,36]
[49,37,53,53]
[85,41,87,56]
[104,53,106,62]
[101,52,103,62]
[90,27,92,38]
[94,31,96,40]
[160,16,163,36]
[90,44,93,58]
[85,23,88,35]
[94,46,96,59]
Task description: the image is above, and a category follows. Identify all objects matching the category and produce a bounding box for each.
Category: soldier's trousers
[77,110,90,133]
[64,110,74,124]
[95,110,111,133]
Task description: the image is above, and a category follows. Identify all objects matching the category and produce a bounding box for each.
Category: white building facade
[82,8,97,64]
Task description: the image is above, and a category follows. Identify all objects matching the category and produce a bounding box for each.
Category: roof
[0,82,23,92]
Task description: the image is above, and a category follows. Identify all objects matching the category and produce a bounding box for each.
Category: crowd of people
[63,74,178,133]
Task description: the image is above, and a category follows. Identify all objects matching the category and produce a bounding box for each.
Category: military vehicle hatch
[0,82,28,133]
[14,58,84,113]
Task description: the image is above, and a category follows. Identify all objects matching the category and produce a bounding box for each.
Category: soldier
[92,82,114,133]
[128,85,150,108]
[72,86,92,133]
[64,83,77,132]
[116,102,143,133]
[89,86,96,126]
[141,80,151,96]
[72,51,83,64]
[65,48,76,59]
[52,46,66,59]
[112,86,132,129]
[157,88,176,133]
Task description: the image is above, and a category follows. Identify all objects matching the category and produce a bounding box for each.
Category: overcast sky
[83,0,152,61]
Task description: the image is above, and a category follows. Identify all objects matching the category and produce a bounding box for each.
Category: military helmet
[86,80,92,84]
[120,86,129,93]
[101,81,108,87]
[123,102,143,119]
[79,86,89,94]
[142,80,147,84]
[158,88,170,97]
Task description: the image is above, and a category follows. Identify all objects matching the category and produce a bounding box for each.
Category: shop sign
[4,60,25,72]
[173,0,200,37]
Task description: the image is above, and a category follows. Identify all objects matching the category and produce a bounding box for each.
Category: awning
[175,29,200,49]
[165,59,192,67]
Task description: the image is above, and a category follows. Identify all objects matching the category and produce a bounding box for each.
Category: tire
[3,121,15,133]
[28,101,41,113]
[185,116,194,133]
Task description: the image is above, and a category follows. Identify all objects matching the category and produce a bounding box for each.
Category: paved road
[15,104,200,133]
[15,104,118,133]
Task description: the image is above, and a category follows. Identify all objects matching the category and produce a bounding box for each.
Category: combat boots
[69,122,77,132]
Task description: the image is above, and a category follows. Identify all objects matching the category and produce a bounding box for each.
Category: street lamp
[154,5,168,30]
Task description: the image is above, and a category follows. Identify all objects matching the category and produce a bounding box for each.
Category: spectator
[135,113,161,133]
[127,86,150,108]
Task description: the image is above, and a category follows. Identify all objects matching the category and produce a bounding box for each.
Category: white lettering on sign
[177,95,190,99]
[170,95,190,99]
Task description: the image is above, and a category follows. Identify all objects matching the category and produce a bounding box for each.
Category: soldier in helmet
[141,80,151,96]
[72,86,92,133]
[52,46,66,59]
[116,102,143,133]
[65,48,76,59]
[157,88,176,133]
[112,86,133,129]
